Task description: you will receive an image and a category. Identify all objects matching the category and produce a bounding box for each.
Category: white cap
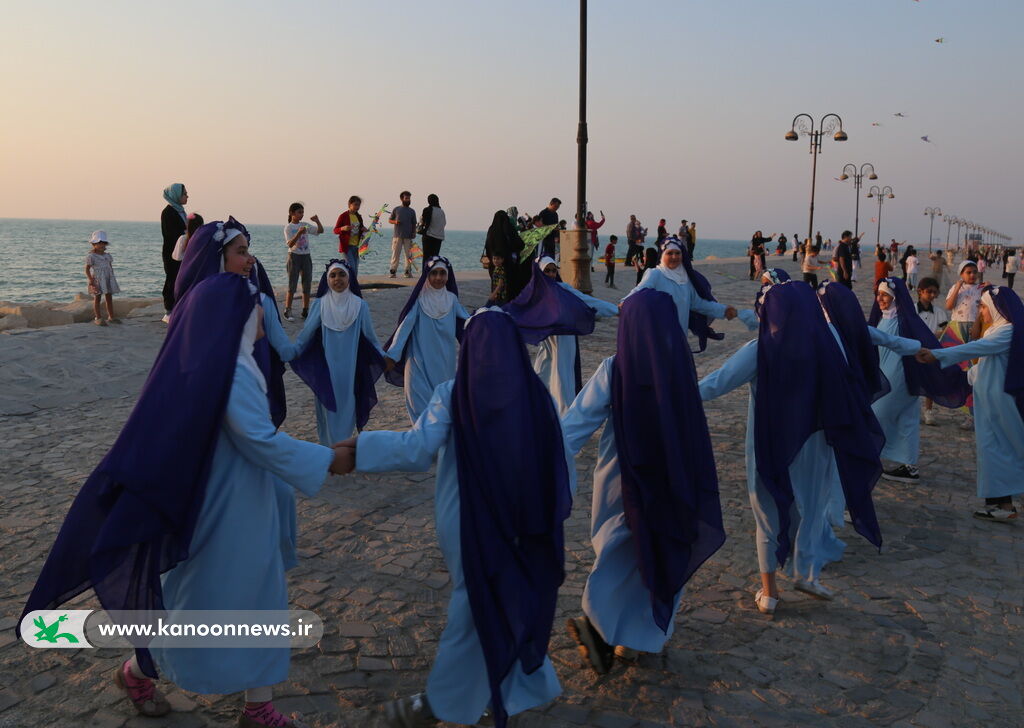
[88,230,109,244]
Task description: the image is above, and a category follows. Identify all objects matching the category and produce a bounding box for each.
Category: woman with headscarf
[282,260,388,446]
[484,209,525,304]
[419,194,446,259]
[383,256,469,423]
[560,289,725,674]
[921,285,1024,520]
[22,252,350,728]
[343,309,574,728]
[625,236,740,352]
[504,256,617,414]
[699,279,884,613]
[867,278,970,484]
[160,183,188,319]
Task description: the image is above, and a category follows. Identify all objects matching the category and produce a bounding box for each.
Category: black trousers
[1008,273,1016,289]
[803,272,818,287]
[162,256,180,312]
[605,264,615,286]
[422,235,442,259]
[625,243,642,266]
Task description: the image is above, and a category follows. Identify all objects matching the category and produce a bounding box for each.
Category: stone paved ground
[0,259,1020,727]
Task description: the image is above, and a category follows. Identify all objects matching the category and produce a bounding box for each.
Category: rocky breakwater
[0,293,163,332]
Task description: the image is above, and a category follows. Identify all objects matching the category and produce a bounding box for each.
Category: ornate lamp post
[866,185,894,246]
[943,215,956,251]
[839,162,877,238]
[785,113,847,247]
[923,207,942,252]
[561,0,592,292]
[953,218,966,253]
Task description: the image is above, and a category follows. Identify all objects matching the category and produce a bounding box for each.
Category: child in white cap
[85,230,121,325]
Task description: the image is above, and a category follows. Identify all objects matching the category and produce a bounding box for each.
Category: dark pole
[576,0,588,230]
[945,219,952,251]
[808,131,819,244]
[853,174,861,238]
[927,214,935,253]
[876,196,883,246]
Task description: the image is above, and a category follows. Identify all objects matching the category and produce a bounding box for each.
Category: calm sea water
[0,218,751,303]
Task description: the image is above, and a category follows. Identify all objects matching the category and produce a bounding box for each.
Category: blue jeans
[345,247,359,277]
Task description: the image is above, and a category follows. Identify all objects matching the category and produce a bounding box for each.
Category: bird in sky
[921,135,934,144]
[894,112,907,118]
[871,122,882,127]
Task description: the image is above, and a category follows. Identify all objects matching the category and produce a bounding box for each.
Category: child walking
[283,202,324,321]
[604,235,617,288]
[85,230,121,326]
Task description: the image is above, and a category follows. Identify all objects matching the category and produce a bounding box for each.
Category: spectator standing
[905,246,920,290]
[792,232,801,262]
[85,230,121,326]
[283,202,323,321]
[333,195,364,275]
[656,219,668,245]
[538,198,561,258]
[603,235,617,288]
[625,214,643,267]
[585,210,606,271]
[874,250,893,287]
[389,191,417,278]
[688,221,697,257]
[832,230,862,288]
[749,231,774,279]
[419,193,446,259]
[851,237,862,281]
[160,183,188,322]
[1006,249,1018,289]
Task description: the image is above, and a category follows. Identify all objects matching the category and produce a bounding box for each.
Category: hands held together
[915,348,938,364]
[330,437,358,476]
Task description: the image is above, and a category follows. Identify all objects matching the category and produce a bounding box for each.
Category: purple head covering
[660,236,724,352]
[817,280,890,402]
[22,273,259,677]
[289,260,383,426]
[383,256,465,387]
[868,277,970,408]
[173,217,287,426]
[452,309,572,728]
[612,289,725,631]
[986,285,1024,422]
[755,281,884,566]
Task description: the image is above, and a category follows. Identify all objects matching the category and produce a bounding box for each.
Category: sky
[1,0,1021,244]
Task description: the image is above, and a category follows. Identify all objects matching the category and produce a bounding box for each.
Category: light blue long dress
[278,297,387,446]
[356,382,571,725]
[385,296,470,423]
[931,326,1024,498]
[699,339,842,581]
[869,320,928,465]
[561,356,686,652]
[152,364,334,694]
[625,267,727,334]
[536,284,619,414]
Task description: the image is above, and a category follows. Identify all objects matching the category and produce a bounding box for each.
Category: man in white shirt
[1006,250,1018,290]
[389,191,417,278]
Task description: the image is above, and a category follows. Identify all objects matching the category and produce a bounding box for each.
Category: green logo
[32,614,80,644]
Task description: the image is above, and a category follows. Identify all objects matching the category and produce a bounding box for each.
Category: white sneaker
[923,408,937,426]
[161,314,170,324]
[795,579,834,600]
[754,588,779,615]
[283,310,294,322]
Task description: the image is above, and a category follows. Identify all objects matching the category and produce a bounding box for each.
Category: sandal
[754,588,779,616]
[566,616,613,675]
[113,663,171,717]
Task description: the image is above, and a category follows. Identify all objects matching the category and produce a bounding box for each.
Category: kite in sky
[921,135,934,144]
[871,122,882,127]
[935,38,945,43]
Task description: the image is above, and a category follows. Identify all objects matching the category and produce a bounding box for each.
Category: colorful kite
[518,224,560,260]
[358,203,390,258]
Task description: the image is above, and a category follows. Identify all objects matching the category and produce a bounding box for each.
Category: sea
[0,218,752,303]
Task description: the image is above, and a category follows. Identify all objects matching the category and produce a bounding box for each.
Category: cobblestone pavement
[1,260,1020,727]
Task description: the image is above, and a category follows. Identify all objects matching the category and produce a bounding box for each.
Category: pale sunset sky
[1,0,1020,243]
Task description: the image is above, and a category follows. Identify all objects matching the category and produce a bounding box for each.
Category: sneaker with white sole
[923,409,937,426]
[283,310,294,322]
[794,579,834,600]
[882,464,920,483]
[973,506,1018,522]
[754,588,779,615]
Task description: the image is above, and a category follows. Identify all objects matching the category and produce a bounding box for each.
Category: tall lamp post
[561,0,592,292]
[943,215,955,251]
[953,218,966,253]
[923,207,942,252]
[785,113,847,247]
[839,162,877,238]
[866,185,894,246]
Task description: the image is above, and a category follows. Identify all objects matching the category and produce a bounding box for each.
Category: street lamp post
[785,113,847,248]
[866,185,895,246]
[839,162,877,238]
[943,215,955,252]
[923,207,942,252]
[953,218,966,253]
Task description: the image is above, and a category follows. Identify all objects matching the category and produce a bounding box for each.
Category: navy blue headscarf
[868,277,970,408]
[174,216,288,427]
[22,273,259,676]
[451,310,572,728]
[660,236,724,352]
[383,256,465,387]
[503,260,597,393]
[289,260,383,427]
[755,282,883,566]
[817,280,890,403]
[986,285,1024,422]
[612,289,725,632]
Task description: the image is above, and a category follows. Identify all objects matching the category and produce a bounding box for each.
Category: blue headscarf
[162,183,186,221]
[452,309,572,728]
[659,236,724,352]
[868,277,970,408]
[383,256,465,387]
[817,280,890,403]
[22,273,258,677]
[755,281,883,566]
[986,285,1024,422]
[289,259,383,427]
[503,260,597,394]
[612,289,725,632]
[174,217,288,427]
